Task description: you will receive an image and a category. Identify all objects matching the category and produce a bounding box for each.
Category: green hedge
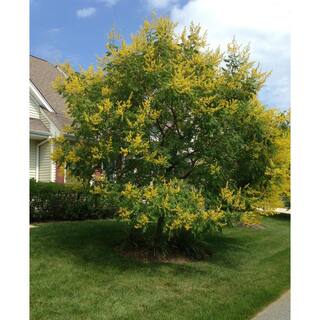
[30,179,115,222]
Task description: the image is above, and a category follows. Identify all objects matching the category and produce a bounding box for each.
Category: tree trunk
[154,214,164,245]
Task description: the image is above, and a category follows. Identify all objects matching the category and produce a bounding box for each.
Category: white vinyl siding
[39,109,51,130]
[29,140,37,180]
[39,141,52,182]
[29,93,40,119]
[51,143,56,181]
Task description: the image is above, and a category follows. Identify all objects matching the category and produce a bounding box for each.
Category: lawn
[30,215,290,320]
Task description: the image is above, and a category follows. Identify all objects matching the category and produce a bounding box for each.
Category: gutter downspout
[36,138,51,182]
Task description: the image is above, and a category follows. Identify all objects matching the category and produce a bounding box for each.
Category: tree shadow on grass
[204,233,250,267]
[31,220,250,274]
[269,213,291,221]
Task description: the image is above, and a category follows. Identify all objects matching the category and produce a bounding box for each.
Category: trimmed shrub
[30,179,115,222]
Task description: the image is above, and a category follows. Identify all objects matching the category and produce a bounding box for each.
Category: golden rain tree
[52,16,290,253]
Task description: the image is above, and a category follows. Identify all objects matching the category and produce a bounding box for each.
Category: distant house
[29,55,71,183]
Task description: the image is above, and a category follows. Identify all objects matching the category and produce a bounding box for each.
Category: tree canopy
[52,16,290,243]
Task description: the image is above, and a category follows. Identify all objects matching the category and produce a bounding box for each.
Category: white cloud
[170,0,290,109]
[97,0,120,7]
[147,0,178,10]
[76,7,96,18]
[48,28,62,34]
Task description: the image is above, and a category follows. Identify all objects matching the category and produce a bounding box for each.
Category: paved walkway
[252,291,290,320]
[275,208,291,214]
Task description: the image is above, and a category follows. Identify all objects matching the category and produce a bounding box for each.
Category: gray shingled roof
[30,118,50,134]
[30,55,72,131]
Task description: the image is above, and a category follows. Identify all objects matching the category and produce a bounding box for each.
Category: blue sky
[30,0,290,110]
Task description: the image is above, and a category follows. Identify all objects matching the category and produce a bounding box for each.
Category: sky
[30,0,290,110]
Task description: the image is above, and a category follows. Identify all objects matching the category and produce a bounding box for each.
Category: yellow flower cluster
[118,207,132,219]
[83,66,104,86]
[54,136,65,144]
[191,191,205,210]
[132,134,142,147]
[232,190,246,211]
[171,62,193,94]
[91,185,103,195]
[121,182,140,199]
[127,100,159,130]
[65,76,85,95]
[220,184,246,210]
[106,137,113,153]
[118,40,133,58]
[136,113,146,126]
[115,98,132,119]
[202,210,224,223]
[60,63,75,76]
[220,185,235,205]
[240,212,261,226]
[168,206,197,231]
[162,194,170,210]
[52,74,66,92]
[98,98,112,114]
[51,145,64,162]
[145,152,168,166]
[140,98,160,122]
[134,214,149,229]
[143,46,157,73]
[125,132,150,155]
[152,155,168,166]
[65,149,80,164]
[209,162,221,175]
[144,185,158,200]
[163,180,181,194]
[91,146,102,161]
[101,87,112,97]
[62,125,73,134]
[120,147,129,157]
[194,96,222,115]
[90,113,102,126]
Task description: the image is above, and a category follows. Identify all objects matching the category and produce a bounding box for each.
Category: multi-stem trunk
[154,214,165,246]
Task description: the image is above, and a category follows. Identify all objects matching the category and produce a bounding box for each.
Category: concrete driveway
[252,291,290,320]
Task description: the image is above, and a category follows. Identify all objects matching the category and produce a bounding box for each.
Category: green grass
[30,215,290,320]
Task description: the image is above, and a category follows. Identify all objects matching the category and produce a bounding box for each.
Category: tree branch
[169,105,183,139]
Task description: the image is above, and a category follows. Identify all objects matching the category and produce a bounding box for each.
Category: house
[29,55,71,183]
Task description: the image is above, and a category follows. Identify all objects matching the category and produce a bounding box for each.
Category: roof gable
[30,55,72,131]
[29,81,54,113]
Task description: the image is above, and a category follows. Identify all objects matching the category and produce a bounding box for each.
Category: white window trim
[30,81,55,113]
